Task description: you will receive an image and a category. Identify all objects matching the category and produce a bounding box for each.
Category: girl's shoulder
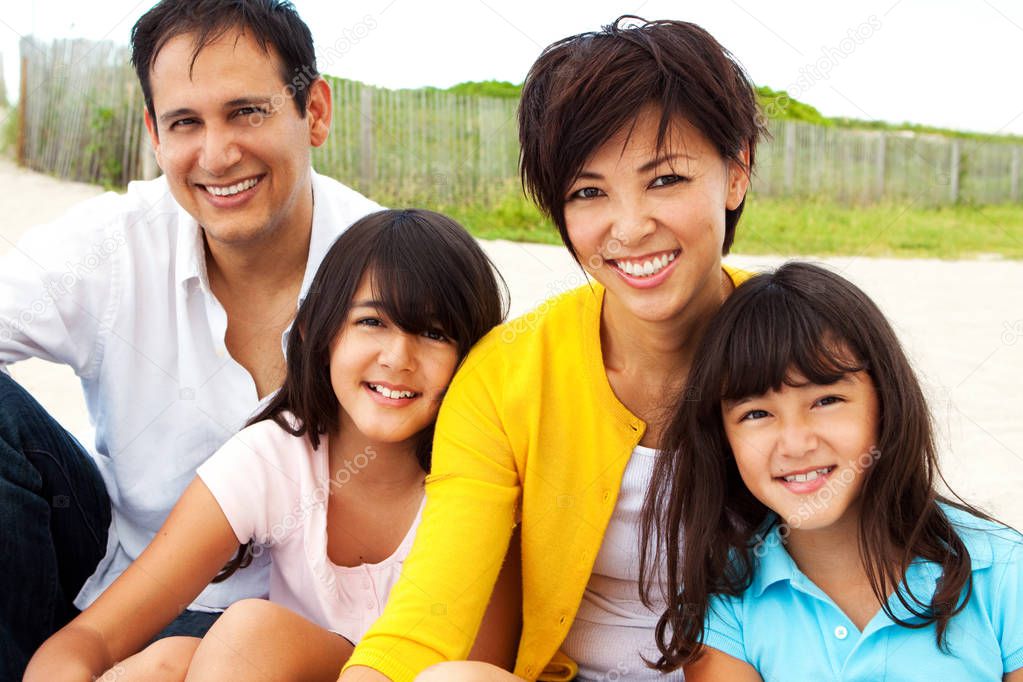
[941,503,1023,570]
[215,414,323,473]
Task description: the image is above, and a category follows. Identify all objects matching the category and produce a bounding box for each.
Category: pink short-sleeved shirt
[197,417,423,644]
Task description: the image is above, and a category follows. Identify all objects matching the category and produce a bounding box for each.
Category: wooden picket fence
[14,36,1023,207]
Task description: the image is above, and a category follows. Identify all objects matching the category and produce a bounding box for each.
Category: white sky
[2,0,1022,136]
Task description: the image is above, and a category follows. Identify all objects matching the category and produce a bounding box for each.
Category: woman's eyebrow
[637,153,695,173]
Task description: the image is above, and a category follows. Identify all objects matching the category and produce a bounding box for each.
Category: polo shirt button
[834,625,848,640]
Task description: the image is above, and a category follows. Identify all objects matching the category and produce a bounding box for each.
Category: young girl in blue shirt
[641,262,1023,681]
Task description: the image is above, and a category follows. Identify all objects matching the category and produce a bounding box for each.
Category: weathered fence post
[1011,147,1020,203]
[17,54,27,166]
[783,120,796,195]
[949,139,961,204]
[359,85,374,194]
[875,132,886,201]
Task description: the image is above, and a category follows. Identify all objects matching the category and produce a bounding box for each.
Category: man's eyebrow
[158,108,197,124]
[157,97,275,124]
[223,96,274,109]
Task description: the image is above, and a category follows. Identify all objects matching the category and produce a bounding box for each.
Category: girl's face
[563,105,749,325]
[329,275,460,448]
[721,370,881,536]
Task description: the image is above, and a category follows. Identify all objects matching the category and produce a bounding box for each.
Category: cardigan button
[525,665,534,676]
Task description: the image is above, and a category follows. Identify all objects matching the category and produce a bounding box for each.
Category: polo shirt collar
[748,505,997,614]
[749,518,800,598]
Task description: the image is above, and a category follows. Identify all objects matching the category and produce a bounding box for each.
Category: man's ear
[143,108,164,170]
[726,144,751,211]
[306,78,332,148]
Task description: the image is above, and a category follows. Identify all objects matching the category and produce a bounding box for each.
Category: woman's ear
[725,144,752,211]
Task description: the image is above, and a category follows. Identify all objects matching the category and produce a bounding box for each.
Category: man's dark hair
[519,16,765,257]
[131,0,318,123]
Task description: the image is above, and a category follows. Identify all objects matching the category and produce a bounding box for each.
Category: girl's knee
[208,598,283,638]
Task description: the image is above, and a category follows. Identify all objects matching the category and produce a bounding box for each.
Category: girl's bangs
[718,284,866,402]
[363,227,474,350]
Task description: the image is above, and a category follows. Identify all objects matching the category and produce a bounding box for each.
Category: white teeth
[205,177,259,196]
[783,467,832,483]
[615,251,676,278]
[369,384,415,400]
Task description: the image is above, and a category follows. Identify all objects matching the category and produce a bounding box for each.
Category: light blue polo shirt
[703,505,1023,681]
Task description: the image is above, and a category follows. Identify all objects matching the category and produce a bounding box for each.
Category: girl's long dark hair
[213,209,507,582]
[639,261,991,671]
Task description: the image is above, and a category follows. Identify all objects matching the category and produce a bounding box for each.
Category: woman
[340,16,764,682]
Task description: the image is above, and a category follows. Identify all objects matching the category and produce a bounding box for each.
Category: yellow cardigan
[344,267,748,681]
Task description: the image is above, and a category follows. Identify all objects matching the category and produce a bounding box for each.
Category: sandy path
[3,157,1022,528]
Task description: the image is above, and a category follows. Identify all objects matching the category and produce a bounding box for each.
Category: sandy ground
[2,157,1022,528]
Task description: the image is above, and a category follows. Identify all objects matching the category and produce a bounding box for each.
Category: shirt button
[362,579,371,590]
[834,625,848,640]
[366,600,375,610]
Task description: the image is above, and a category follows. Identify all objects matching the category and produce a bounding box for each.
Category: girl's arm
[1006,669,1023,681]
[24,478,240,682]
[684,647,763,682]
[467,528,523,669]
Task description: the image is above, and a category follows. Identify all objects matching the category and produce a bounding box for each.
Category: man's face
[144,29,330,248]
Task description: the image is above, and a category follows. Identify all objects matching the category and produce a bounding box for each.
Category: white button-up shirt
[0,170,381,611]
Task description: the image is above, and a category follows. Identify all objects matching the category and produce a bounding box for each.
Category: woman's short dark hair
[214,209,507,582]
[131,0,318,122]
[519,16,765,258]
[639,262,992,670]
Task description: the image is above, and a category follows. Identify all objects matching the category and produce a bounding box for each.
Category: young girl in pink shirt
[26,209,517,681]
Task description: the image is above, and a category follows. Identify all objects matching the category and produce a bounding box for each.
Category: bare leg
[99,636,201,682]
[184,599,354,682]
[416,661,525,681]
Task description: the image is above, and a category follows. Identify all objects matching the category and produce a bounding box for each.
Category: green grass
[421,190,1023,260]
[738,196,1023,259]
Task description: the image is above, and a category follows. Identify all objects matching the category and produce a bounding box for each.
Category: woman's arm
[684,646,763,682]
[24,478,240,682]
[1006,668,1023,681]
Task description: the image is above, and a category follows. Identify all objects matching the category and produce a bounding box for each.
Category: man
[0,0,379,677]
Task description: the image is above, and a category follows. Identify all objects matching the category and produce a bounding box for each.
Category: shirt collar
[299,169,337,305]
[175,168,332,300]
[748,504,999,601]
[175,203,207,293]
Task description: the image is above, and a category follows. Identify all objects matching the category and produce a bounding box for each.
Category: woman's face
[563,105,749,325]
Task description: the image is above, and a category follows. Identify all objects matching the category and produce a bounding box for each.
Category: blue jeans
[0,373,219,681]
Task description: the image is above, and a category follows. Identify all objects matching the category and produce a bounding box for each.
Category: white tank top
[560,445,684,680]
